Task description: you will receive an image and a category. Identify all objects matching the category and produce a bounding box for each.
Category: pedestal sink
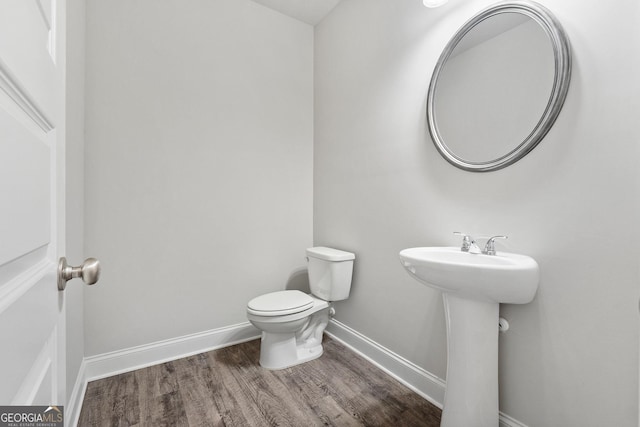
[399,247,539,427]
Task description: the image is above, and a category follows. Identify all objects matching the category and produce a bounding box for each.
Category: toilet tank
[306,247,355,302]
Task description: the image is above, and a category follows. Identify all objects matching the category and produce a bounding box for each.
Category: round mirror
[427,1,571,172]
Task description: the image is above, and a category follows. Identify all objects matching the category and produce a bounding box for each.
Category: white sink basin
[399,246,539,303]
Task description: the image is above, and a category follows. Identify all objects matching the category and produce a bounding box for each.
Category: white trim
[83,322,260,382]
[0,57,54,132]
[66,319,528,426]
[0,253,51,315]
[65,322,260,426]
[325,319,445,409]
[66,360,86,427]
[499,411,530,427]
[11,333,55,405]
[325,319,529,427]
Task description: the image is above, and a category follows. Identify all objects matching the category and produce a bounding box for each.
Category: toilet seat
[247,290,314,317]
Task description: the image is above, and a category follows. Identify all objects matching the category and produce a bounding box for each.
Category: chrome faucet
[483,235,508,255]
[454,232,508,255]
[453,232,481,254]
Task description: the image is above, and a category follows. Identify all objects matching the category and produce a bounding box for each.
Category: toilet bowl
[247,291,331,369]
[247,247,355,370]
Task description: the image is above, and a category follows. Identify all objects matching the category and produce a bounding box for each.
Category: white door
[0,0,67,409]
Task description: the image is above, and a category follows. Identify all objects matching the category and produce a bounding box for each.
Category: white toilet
[246,247,355,370]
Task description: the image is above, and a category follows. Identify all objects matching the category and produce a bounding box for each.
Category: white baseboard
[66,361,86,427]
[325,319,446,409]
[66,319,528,427]
[499,412,530,427]
[325,319,529,427]
[82,322,260,382]
[65,322,260,426]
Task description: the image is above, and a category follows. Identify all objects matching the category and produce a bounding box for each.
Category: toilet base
[255,306,330,370]
[259,331,324,370]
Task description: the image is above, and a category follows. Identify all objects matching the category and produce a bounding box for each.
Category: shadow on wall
[286,268,310,293]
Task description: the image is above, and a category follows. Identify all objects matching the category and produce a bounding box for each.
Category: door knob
[57,257,101,291]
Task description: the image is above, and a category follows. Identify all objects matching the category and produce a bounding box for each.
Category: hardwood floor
[78,336,442,426]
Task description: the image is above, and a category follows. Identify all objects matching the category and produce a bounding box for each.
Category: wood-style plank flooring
[78,336,441,426]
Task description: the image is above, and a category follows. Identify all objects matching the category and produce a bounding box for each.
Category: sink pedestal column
[441,293,499,427]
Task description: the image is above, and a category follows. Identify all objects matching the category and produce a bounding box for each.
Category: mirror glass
[427,2,571,172]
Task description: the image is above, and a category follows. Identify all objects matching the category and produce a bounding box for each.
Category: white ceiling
[250,0,343,26]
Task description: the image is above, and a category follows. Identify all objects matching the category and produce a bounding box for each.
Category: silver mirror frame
[426,0,572,172]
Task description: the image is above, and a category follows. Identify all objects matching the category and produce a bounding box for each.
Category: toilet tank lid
[306,247,355,261]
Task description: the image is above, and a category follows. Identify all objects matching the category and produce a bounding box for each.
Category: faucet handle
[483,235,508,255]
[453,232,474,252]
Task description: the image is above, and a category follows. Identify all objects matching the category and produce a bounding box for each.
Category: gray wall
[80,0,639,424]
[314,0,639,426]
[83,0,313,355]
